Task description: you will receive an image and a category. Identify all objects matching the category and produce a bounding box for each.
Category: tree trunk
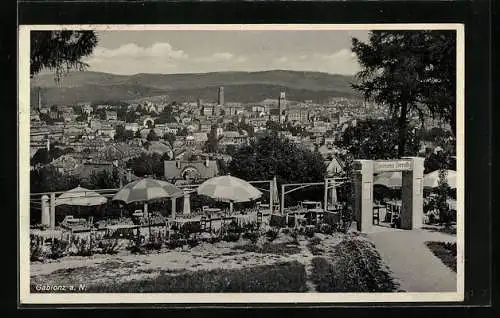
[397,102,409,158]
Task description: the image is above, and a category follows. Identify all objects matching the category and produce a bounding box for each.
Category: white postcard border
[18,24,465,304]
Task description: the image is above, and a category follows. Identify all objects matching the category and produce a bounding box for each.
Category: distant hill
[30,70,361,107]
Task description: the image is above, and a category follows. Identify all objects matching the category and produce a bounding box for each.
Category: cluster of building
[31,85,450,187]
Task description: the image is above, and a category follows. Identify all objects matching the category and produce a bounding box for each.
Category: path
[366,226,457,292]
[298,240,317,292]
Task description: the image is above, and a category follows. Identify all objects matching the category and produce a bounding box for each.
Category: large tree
[336,118,421,160]
[82,169,122,190]
[126,153,165,178]
[30,166,80,193]
[229,133,325,189]
[204,126,219,153]
[351,30,456,157]
[228,133,326,205]
[30,31,98,81]
[114,125,134,142]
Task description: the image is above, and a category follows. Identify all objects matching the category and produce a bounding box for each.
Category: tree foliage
[237,119,255,137]
[146,129,159,141]
[228,133,326,186]
[265,120,283,132]
[336,119,420,160]
[228,133,326,206]
[204,127,219,153]
[176,127,188,136]
[114,125,134,142]
[82,168,122,190]
[30,166,80,193]
[30,31,98,81]
[31,147,72,166]
[163,133,177,148]
[126,153,164,178]
[351,30,456,157]
[155,105,177,124]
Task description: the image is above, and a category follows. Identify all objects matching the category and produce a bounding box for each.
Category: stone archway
[181,166,201,181]
[143,117,155,128]
[352,157,424,233]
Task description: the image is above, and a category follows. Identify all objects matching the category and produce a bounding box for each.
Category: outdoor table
[205,208,222,214]
[106,224,139,230]
[308,208,325,213]
[173,217,202,224]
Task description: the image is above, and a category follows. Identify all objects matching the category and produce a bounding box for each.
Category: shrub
[222,232,240,242]
[71,236,97,256]
[208,235,221,244]
[310,239,399,292]
[145,232,164,251]
[180,221,202,236]
[167,231,186,249]
[187,235,199,248]
[30,235,46,262]
[110,227,136,240]
[297,226,305,236]
[242,231,259,244]
[304,225,315,238]
[281,228,290,235]
[309,236,321,246]
[265,228,279,242]
[128,235,146,254]
[290,229,300,245]
[226,220,243,234]
[242,221,259,232]
[49,238,70,259]
[98,238,122,254]
[270,214,286,228]
[320,223,334,235]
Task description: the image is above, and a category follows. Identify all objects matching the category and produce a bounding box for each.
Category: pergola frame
[280,177,348,214]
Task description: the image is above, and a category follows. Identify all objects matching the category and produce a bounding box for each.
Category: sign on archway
[352,157,424,233]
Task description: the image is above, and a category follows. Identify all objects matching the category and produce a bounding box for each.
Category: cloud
[84,43,360,75]
[194,52,235,63]
[235,56,248,63]
[274,56,289,64]
[92,42,188,60]
[316,48,357,62]
[84,42,188,74]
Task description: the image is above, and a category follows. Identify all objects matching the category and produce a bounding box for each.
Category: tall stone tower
[218,86,224,106]
[278,91,286,124]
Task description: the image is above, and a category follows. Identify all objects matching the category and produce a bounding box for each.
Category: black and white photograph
[19,24,464,304]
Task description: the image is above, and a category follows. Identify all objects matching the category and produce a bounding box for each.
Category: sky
[83,30,369,75]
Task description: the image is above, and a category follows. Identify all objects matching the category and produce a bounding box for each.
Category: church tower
[218,86,224,106]
[278,91,286,124]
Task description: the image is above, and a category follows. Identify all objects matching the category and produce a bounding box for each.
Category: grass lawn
[31,261,308,293]
[310,237,400,292]
[425,241,457,272]
[421,226,457,236]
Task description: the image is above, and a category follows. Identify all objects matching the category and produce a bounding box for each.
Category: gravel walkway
[366,226,457,292]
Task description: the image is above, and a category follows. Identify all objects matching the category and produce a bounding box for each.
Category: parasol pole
[229,201,234,214]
